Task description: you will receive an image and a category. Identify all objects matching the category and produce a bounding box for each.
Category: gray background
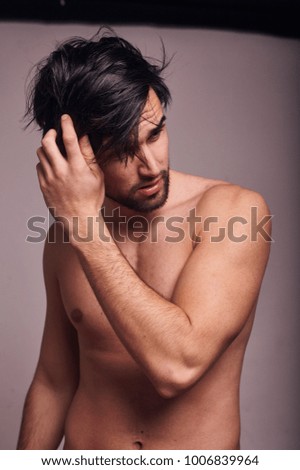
[0,22,299,450]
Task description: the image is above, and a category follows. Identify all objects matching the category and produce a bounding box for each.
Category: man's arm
[36,115,272,399]
[17,225,79,449]
[72,186,271,398]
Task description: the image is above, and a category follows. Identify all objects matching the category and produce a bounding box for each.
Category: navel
[133,440,143,450]
[70,308,83,323]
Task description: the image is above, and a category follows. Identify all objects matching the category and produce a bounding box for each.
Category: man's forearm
[17,380,70,450]
[70,215,195,397]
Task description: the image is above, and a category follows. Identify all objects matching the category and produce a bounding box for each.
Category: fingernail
[61,114,69,121]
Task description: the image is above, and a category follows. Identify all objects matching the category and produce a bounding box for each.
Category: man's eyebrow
[147,115,167,136]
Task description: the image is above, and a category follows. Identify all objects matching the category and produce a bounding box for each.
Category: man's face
[101,88,169,213]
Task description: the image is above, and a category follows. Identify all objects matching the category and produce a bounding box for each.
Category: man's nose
[137,148,160,178]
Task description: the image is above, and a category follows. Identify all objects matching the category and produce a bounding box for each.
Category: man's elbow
[153,364,202,399]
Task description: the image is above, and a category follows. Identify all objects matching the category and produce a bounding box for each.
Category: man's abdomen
[63,350,241,450]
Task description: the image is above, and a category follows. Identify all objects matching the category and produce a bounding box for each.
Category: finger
[61,114,85,166]
[79,135,104,182]
[36,147,53,179]
[78,135,100,172]
[78,135,95,161]
[41,129,67,172]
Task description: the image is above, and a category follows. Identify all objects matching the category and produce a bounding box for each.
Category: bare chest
[58,230,193,346]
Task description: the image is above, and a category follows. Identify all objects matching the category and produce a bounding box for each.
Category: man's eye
[148,127,164,143]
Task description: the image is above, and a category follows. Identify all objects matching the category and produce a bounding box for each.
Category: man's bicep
[171,187,271,369]
[35,231,79,392]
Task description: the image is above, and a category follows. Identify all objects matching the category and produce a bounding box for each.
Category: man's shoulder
[196,181,272,253]
[172,171,271,244]
[197,180,270,220]
[172,170,269,215]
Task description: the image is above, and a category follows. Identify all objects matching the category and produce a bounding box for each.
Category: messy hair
[25,29,171,164]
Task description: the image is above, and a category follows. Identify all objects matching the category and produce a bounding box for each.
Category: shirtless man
[17,33,271,450]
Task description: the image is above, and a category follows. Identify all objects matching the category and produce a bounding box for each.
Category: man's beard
[107,169,170,213]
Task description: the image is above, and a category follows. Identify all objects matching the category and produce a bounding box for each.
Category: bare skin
[17,89,271,450]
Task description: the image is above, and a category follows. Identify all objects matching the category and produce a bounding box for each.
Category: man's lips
[137,177,162,196]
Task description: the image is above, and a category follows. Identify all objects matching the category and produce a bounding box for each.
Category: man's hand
[36,115,104,235]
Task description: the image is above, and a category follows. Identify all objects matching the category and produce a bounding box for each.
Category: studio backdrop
[0,8,299,450]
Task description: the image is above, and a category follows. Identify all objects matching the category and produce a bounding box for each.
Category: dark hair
[25,30,171,164]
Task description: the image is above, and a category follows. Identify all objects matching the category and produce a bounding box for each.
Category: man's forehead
[139,88,163,128]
